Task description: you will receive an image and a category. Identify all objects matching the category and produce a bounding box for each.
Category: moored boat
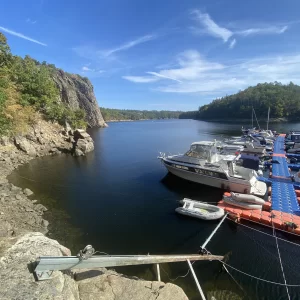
[176,198,225,220]
[158,141,267,196]
[222,192,265,210]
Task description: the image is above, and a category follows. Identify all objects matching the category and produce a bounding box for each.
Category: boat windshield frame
[185,143,218,160]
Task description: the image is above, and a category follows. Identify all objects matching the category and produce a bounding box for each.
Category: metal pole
[253,108,260,130]
[34,254,224,280]
[187,259,206,300]
[155,264,161,281]
[267,107,270,131]
[201,213,228,249]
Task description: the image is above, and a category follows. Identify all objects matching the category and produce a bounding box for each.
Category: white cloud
[123,50,300,95]
[190,10,289,46]
[0,26,46,46]
[26,18,37,24]
[103,34,156,57]
[146,71,182,83]
[82,66,105,74]
[82,66,92,71]
[191,10,233,42]
[123,50,224,84]
[122,76,159,83]
[236,25,288,36]
[229,38,236,49]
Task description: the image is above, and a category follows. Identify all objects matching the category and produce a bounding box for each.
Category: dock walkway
[271,135,300,214]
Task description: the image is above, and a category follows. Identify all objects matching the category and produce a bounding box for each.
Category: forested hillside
[179,82,300,121]
[0,32,86,135]
[101,108,182,121]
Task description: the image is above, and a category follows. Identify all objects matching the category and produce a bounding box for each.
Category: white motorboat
[158,141,267,196]
[224,135,273,152]
[176,198,225,220]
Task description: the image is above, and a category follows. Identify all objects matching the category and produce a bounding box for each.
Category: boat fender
[268,186,272,196]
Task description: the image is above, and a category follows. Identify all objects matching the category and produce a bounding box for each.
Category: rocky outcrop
[0,233,78,300]
[1,118,95,161]
[76,269,188,300]
[53,70,107,128]
[73,129,94,156]
[0,233,188,300]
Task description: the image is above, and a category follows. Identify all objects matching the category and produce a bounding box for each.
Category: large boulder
[14,136,36,157]
[76,269,189,300]
[0,232,78,300]
[73,129,94,156]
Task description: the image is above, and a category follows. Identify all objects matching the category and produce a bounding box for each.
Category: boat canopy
[236,154,260,171]
[186,141,219,162]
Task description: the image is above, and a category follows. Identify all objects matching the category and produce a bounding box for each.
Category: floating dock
[218,134,300,236]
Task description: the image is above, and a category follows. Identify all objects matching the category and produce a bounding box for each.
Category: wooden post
[187,259,206,300]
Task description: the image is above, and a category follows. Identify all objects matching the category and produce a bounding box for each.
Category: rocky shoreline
[0,120,188,300]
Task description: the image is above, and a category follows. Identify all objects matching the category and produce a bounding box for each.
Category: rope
[220,260,300,287]
[226,217,300,248]
[160,261,195,282]
[272,221,291,299]
[202,248,300,288]
[227,215,300,239]
[222,264,250,300]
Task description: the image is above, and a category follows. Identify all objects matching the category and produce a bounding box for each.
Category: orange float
[263,202,272,211]
[241,210,252,219]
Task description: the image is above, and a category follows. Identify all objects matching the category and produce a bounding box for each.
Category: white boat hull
[223,197,262,210]
[164,162,265,196]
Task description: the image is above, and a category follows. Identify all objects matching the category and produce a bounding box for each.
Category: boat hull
[223,197,262,210]
[176,198,225,220]
[164,162,252,194]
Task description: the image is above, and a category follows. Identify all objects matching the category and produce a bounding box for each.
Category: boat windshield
[185,144,218,161]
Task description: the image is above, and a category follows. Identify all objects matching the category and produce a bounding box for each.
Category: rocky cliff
[53,70,107,128]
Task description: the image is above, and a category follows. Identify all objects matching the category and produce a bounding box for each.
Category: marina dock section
[218,134,300,235]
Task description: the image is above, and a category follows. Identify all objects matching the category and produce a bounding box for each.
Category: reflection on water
[8,119,300,299]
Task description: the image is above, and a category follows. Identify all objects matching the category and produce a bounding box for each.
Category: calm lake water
[9,119,300,300]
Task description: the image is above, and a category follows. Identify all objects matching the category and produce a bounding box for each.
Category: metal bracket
[77,245,95,260]
[35,270,54,281]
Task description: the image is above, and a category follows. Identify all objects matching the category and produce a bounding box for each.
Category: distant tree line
[179,82,300,121]
[101,108,182,121]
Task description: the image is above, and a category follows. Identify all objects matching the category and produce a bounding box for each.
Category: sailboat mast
[252,107,253,128]
[267,107,270,131]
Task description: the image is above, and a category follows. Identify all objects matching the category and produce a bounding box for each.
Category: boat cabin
[185,141,219,163]
[286,132,300,144]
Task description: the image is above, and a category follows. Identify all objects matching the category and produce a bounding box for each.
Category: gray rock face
[0,233,188,300]
[76,269,188,300]
[0,233,78,300]
[14,136,37,156]
[73,129,94,156]
[53,70,107,128]
[23,188,34,196]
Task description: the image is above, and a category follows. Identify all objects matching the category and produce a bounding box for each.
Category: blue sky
[1,0,300,111]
